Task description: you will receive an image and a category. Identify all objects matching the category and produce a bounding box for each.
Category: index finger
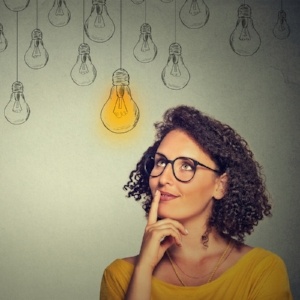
[147,190,161,225]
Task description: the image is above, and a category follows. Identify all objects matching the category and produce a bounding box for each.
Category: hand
[136,190,188,271]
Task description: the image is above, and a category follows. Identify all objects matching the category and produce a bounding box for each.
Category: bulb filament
[171,55,181,77]
[12,94,22,113]
[142,35,150,52]
[113,86,128,118]
[79,54,89,74]
[56,7,64,16]
[171,63,181,77]
[240,19,250,40]
[190,0,200,16]
[94,5,105,28]
[95,15,105,28]
[33,40,41,57]
[279,16,287,31]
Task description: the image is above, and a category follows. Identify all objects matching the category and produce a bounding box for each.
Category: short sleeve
[250,253,293,300]
[99,260,132,300]
[100,268,125,300]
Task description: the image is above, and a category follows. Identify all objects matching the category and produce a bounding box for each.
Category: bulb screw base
[93,0,105,5]
[140,23,151,34]
[12,81,24,93]
[169,43,182,55]
[112,69,130,86]
[278,10,287,19]
[238,4,251,18]
[31,28,43,40]
[78,43,91,54]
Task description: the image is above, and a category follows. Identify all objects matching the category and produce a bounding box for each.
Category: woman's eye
[180,161,194,171]
[156,159,166,167]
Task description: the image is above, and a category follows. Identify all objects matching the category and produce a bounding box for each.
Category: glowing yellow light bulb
[100,68,139,134]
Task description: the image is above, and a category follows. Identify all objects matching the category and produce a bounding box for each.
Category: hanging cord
[36,0,38,28]
[83,0,85,43]
[144,0,147,23]
[16,11,19,81]
[120,0,122,69]
[174,0,177,42]
[281,0,283,10]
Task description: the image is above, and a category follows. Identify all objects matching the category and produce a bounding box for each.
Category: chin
[157,209,170,220]
[158,209,180,221]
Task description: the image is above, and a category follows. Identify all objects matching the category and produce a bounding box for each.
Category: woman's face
[149,129,224,223]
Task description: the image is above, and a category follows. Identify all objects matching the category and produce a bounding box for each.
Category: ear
[213,173,228,200]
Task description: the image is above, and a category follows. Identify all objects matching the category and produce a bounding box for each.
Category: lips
[159,191,178,201]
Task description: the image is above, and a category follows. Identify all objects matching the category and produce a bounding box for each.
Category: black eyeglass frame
[144,153,221,183]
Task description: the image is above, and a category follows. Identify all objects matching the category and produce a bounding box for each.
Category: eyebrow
[155,151,220,173]
[155,152,197,161]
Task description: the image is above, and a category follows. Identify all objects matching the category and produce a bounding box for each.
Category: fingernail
[185,228,189,234]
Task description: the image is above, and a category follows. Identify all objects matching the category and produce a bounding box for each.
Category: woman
[100,105,292,300]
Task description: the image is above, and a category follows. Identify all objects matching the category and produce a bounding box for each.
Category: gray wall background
[0,0,299,299]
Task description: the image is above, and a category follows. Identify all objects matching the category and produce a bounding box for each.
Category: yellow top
[100,248,293,300]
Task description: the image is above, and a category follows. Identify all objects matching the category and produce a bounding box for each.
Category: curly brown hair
[124,105,271,242]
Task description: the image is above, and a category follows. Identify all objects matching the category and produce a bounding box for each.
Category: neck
[169,226,228,259]
[166,238,234,286]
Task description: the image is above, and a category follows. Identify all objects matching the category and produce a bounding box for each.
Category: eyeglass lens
[145,154,196,182]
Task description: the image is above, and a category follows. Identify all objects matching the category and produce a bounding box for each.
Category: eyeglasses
[144,152,220,183]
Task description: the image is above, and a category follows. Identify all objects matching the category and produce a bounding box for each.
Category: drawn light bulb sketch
[4,81,30,125]
[230,4,261,56]
[162,42,190,90]
[179,0,209,29]
[0,23,8,53]
[131,0,145,4]
[48,0,71,27]
[3,0,30,12]
[24,29,49,69]
[100,68,139,134]
[273,10,290,39]
[133,23,157,63]
[71,43,97,86]
[84,0,115,43]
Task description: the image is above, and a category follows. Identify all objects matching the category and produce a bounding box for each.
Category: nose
[158,162,174,185]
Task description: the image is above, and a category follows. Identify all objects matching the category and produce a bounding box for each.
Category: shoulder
[246,247,286,264]
[233,247,290,278]
[101,259,136,299]
[103,258,135,278]
[241,248,293,298]
[227,246,291,287]
[122,255,139,265]
[235,246,286,265]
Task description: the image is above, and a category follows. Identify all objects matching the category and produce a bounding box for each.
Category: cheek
[149,178,157,196]
[188,179,217,199]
